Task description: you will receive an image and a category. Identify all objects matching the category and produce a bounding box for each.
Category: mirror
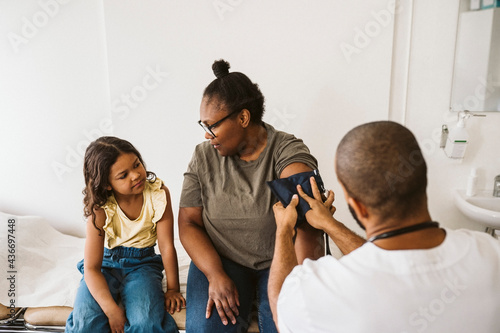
[450,2,500,112]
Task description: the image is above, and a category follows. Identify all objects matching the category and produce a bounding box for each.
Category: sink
[454,190,500,228]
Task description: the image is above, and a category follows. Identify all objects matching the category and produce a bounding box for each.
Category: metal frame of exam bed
[0,306,189,333]
[0,305,261,332]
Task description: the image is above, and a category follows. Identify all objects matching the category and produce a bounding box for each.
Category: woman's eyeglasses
[198,109,240,137]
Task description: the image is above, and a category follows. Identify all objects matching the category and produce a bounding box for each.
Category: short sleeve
[150,178,167,224]
[179,148,203,207]
[274,135,318,177]
[101,196,117,243]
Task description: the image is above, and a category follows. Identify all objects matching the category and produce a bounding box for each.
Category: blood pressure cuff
[267,169,325,227]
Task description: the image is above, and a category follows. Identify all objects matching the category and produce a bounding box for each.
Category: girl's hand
[107,306,126,333]
[164,290,186,314]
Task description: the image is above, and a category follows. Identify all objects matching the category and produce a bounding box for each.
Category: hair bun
[212,59,230,79]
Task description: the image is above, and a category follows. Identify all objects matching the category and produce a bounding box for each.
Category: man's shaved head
[335,121,427,221]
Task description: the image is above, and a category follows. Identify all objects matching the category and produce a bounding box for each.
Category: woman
[179,59,323,333]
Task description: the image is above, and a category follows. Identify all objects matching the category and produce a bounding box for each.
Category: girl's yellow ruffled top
[101,178,166,249]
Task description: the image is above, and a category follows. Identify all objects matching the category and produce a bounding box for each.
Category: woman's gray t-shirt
[180,123,318,270]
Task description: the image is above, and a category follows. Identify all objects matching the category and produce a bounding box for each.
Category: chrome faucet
[494,175,500,197]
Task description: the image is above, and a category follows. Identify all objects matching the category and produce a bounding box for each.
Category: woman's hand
[165,290,186,314]
[107,305,126,333]
[206,273,240,325]
[297,177,337,231]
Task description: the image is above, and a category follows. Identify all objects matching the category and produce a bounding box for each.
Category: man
[268,121,500,332]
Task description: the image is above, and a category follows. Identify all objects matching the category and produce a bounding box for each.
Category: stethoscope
[367,221,440,243]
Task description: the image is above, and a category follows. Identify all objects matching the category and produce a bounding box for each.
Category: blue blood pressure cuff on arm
[266,169,326,227]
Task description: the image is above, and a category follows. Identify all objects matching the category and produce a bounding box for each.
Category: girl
[66,136,185,333]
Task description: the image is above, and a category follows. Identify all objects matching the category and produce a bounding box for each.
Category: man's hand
[272,194,299,233]
[269,195,300,329]
[297,177,337,231]
[206,273,240,325]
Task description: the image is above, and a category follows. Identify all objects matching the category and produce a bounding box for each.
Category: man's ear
[338,181,368,218]
[347,197,369,219]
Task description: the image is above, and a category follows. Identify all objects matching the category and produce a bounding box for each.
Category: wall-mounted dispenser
[440,125,448,148]
[466,167,478,196]
[443,111,486,159]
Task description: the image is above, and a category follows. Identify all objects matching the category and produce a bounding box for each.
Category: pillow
[0,211,85,307]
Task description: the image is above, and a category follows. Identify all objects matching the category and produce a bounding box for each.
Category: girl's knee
[65,308,110,333]
[127,316,156,330]
[126,312,178,333]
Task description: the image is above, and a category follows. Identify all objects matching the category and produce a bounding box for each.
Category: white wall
[3,0,495,240]
[1,0,395,238]
[0,0,110,236]
[404,0,500,231]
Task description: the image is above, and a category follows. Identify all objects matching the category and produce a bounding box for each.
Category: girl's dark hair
[82,136,156,233]
[203,59,265,124]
